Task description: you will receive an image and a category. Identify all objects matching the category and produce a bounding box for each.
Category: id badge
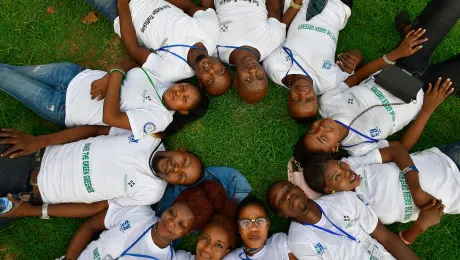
[102,254,115,260]
[367,243,388,260]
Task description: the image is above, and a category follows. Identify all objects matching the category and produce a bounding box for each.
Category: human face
[237,204,269,249]
[267,181,309,219]
[157,202,196,242]
[151,151,202,185]
[195,56,231,96]
[235,57,268,104]
[288,79,318,119]
[163,83,200,113]
[304,118,342,153]
[323,160,361,193]
[196,225,232,260]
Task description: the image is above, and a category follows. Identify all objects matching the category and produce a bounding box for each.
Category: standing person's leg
[0,63,84,91]
[438,142,460,170]
[396,0,460,76]
[0,69,67,125]
[83,0,119,22]
[422,54,460,95]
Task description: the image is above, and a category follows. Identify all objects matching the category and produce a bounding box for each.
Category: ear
[178,110,189,115]
[175,147,187,152]
[324,188,333,194]
[332,143,340,153]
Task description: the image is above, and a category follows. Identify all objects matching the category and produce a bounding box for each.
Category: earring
[334,145,339,153]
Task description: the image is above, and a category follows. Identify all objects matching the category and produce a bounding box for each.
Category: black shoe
[395,12,412,38]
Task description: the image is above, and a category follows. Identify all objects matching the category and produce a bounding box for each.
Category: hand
[422,77,454,113]
[415,199,445,231]
[412,187,437,209]
[392,28,428,59]
[0,129,43,158]
[0,193,33,219]
[337,53,360,73]
[90,73,110,101]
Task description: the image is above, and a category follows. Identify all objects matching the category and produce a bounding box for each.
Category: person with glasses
[223,196,297,260]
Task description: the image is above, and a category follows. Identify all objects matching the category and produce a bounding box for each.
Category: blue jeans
[0,63,84,126]
[438,142,460,170]
[84,0,118,22]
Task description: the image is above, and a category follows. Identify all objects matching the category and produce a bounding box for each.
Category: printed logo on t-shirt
[297,24,337,43]
[128,134,139,144]
[314,242,327,255]
[348,98,354,104]
[343,215,358,228]
[82,143,95,193]
[140,5,171,33]
[369,85,396,126]
[144,122,156,134]
[369,126,381,138]
[120,220,132,233]
[142,89,152,103]
[218,0,259,7]
[220,20,233,32]
[322,60,333,70]
[93,247,102,260]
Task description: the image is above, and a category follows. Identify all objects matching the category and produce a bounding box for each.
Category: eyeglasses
[238,217,268,229]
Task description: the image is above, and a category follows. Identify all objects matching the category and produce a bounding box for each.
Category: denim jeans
[396,0,460,94]
[438,142,460,170]
[0,63,84,126]
[84,0,118,22]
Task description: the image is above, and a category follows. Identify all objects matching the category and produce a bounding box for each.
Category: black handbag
[374,64,423,103]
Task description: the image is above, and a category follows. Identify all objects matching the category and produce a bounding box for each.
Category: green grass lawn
[0,0,459,259]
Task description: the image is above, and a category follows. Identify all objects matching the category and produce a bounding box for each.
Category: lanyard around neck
[118,222,174,260]
[156,44,206,66]
[238,245,266,260]
[303,204,359,243]
[334,120,379,148]
[282,47,313,87]
[216,45,261,64]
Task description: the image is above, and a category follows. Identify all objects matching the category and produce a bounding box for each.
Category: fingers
[0,132,19,138]
[0,144,21,158]
[425,83,433,95]
[433,77,442,90]
[412,28,427,40]
[405,29,416,39]
[413,38,428,46]
[9,150,28,159]
[1,128,20,134]
[420,199,437,210]
[7,193,21,205]
[410,44,423,55]
[97,92,106,101]
[439,78,452,93]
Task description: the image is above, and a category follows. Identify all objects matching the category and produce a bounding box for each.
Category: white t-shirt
[113,0,220,82]
[174,251,195,260]
[213,0,286,63]
[79,202,173,260]
[65,69,174,140]
[319,78,424,156]
[342,147,460,225]
[264,0,351,93]
[223,233,290,260]
[38,129,167,206]
[288,192,394,260]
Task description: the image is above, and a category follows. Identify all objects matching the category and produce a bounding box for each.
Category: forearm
[200,0,215,9]
[167,0,203,16]
[380,232,419,260]
[267,0,282,21]
[21,201,108,218]
[399,108,433,151]
[118,56,139,71]
[344,50,400,87]
[117,2,145,64]
[401,221,425,244]
[281,7,299,28]
[102,72,130,130]
[37,126,109,149]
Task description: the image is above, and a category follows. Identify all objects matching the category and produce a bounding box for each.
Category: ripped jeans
[0,63,84,126]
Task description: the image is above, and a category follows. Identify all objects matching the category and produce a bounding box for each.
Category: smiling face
[237,204,269,249]
[157,202,196,242]
[196,225,232,260]
[195,56,232,96]
[304,118,342,153]
[235,57,268,104]
[288,79,318,120]
[151,151,203,185]
[163,83,201,113]
[323,160,361,193]
[267,181,310,219]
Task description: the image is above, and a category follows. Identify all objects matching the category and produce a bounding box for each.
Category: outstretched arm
[371,221,419,260]
[345,28,427,87]
[281,0,302,28]
[399,78,453,151]
[168,0,206,16]
[102,69,131,130]
[0,126,110,158]
[117,0,151,66]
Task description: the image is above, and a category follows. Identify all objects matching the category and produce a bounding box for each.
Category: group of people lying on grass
[0,0,459,258]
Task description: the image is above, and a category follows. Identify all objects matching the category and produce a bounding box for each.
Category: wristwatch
[40,204,51,220]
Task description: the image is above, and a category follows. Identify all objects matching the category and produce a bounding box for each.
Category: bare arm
[167,0,206,16]
[117,0,151,66]
[371,221,419,260]
[200,0,215,9]
[102,70,131,130]
[65,209,108,259]
[267,0,282,21]
[0,126,110,158]
[399,78,453,151]
[281,0,302,28]
[401,200,444,244]
[345,29,427,87]
[288,253,297,260]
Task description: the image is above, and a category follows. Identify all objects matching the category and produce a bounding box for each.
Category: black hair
[304,153,341,193]
[265,181,286,213]
[161,89,210,138]
[293,133,314,168]
[237,195,269,218]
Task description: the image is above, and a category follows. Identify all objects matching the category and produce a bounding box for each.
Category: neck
[187,42,208,69]
[337,122,350,142]
[294,200,322,225]
[229,46,260,65]
[151,222,171,249]
[243,244,265,256]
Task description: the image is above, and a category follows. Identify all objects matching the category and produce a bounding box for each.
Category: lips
[248,234,260,241]
[199,250,212,259]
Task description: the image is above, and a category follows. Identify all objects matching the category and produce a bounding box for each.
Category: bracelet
[109,68,127,79]
[402,165,418,176]
[40,203,51,220]
[399,231,411,245]
[383,54,395,65]
[290,1,302,9]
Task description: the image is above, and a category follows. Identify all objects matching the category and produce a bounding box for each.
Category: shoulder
[175,250,195,260]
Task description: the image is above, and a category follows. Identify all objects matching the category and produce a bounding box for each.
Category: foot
[395,12,413,38]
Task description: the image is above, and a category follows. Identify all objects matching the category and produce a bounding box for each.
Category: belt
[29,149,45,204]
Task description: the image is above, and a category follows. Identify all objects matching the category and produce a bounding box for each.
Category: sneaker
[0,196,14,215]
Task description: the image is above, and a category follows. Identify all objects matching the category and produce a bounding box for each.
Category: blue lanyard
[118,222,174,260]
[156,44,206,66]
[282,47,313,87]
[238,247,263,260]
[216,45,261,63]
[334,120,379,148]
[304,204,359,243]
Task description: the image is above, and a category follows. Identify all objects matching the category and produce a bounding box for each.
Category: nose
[297,87,311,95]
[202,242,213,253]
